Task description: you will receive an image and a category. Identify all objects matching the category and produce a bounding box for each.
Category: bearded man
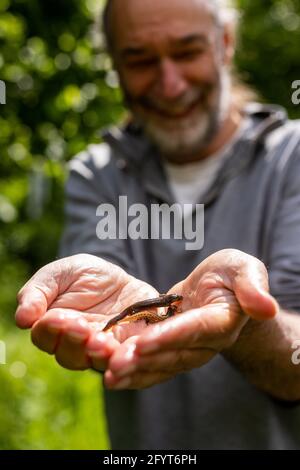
[16,0,300,450]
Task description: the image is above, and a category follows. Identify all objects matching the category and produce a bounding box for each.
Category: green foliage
[0,0,299,450]
[0,0,121,450]
[235,0,300,119]
[0,0,124,296]
[0,324,109,449]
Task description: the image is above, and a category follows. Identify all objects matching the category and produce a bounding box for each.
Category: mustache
[136,87,205,114]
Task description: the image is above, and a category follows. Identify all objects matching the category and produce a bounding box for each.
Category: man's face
[110,0,233,159]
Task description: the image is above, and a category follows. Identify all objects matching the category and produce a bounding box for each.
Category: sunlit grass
[0,324,110,450]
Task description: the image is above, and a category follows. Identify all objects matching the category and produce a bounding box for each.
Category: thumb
[232,260,279,321]
[15,286,49,329]
[15,263,61,328]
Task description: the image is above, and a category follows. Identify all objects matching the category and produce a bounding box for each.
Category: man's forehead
[111,0,214,48]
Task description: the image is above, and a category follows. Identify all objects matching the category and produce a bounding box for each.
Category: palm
[180,267,241,312]
[32,254,159,340]
[54,276,159,341]
[16,250,276,375]
[168,258,248,349]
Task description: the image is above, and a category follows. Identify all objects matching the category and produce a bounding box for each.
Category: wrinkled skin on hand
[15,250,278,390]
[16,254,159,371]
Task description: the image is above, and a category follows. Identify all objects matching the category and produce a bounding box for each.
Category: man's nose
[156,58,189,100]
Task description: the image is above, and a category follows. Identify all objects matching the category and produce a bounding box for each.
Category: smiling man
[104,0,238,162]
[16,0,300,450]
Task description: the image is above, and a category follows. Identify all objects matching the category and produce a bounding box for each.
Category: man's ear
[222,23,236,66]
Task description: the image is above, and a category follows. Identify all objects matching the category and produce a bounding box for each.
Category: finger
[107,336,139,374]
[31,309,92,369]
[104,368,173,390]
[135,304,247,355]
[110,347,216,377]
[31,309,70,354]
[54,319,92,371]
[86,331,120,371]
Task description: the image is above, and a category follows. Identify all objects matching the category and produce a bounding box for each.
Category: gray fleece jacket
[60,103,300,449]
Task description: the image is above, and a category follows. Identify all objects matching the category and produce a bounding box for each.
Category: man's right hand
[15,254,158,371]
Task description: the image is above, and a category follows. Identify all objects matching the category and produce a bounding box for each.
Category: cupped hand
[104,249,279,390]
[15,254,158,371]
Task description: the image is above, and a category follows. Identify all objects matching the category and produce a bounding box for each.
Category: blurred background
[0,0,299,450]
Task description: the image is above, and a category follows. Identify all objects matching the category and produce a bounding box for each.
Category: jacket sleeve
[267,137,300,313]
[59,144,137,276]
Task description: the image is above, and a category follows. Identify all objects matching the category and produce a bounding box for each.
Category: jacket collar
[101,104,288,204]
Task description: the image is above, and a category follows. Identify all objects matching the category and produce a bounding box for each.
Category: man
[16,0,300,449]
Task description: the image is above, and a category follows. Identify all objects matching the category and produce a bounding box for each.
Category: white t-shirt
[163,119,249,210]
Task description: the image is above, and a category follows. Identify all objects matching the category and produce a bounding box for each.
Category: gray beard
[143,106,219,157]
[132,69,231,159]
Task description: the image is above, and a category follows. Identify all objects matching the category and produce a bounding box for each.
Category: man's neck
[164,105,243,165]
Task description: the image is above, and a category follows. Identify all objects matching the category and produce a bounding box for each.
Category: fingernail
[115,364,137,378]
[87,349,107,359]
[94,332,109,346]
[87,333,109,357]
[95,332,107,342]
[47,323,62,334]
[112,378,131,390]
[68,331,87,342]
[138,342,159,354]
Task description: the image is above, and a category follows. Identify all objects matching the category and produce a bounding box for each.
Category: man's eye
[127,59,157,69]
[174,50,204,61]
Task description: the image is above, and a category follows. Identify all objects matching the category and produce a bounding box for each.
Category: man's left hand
[104,249,279,390]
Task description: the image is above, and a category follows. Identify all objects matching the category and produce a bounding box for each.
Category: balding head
[102,0,238,55]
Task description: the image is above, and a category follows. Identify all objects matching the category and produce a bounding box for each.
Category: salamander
[102,293,183,331]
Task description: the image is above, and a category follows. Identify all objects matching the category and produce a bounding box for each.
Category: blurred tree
[235,0,300,119]
[0,0,125,319]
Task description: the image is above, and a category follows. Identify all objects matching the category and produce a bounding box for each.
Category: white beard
[140,69,231,157]
[144,109,212,156]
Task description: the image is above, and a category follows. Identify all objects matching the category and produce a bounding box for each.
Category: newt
[102,293,183,331]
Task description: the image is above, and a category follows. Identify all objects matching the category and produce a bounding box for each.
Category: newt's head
[163,294,183,304]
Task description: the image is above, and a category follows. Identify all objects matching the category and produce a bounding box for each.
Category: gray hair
[102,0,239,54]
[210,0,239,25]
